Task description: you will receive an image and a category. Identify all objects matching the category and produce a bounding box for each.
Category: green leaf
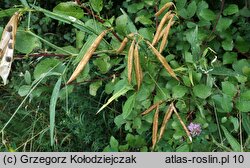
[34,58,64,80]
[110,136,119,149]
[24,71,32,85]
[235,36,250,53]
[221,125,241,152]
[222,81,237,98]
[239,7,250,17]
[184,51,193,63]
[223,4,239,16]
[176,144,189,152]
[240,90,250,100]
[97,85,133,114]
[114,115,126,128]
[172,85,188,98]
[53,2,84,19]
[216,18,233,32]
[209,66,239,76]
[187,1,197,18]
[233,59,250,75]
[135,15,153,25]
[222,39,233,51]
[15,31,41,54]
[122,93,136,119]
[20,0,29,8]
[89,81,102,96]
[236,100,250,112]
[127,3,144,13]
[212,94,233,113]
[50,77,62,146]
[193,84,211,99]
[223,52,237,65]
[90,0,103,13]
[242,113,250,136]
[18,85,31,97]
[229,116,239,132]
[186,26,200,61]
[115,15,128,35]
[0,8,20,18]
[199,9,216,21]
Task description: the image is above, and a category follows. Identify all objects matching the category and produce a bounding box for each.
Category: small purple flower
[188,122,202,137]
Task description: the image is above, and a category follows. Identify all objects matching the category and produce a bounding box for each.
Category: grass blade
[221,125,241,152]
[97,85,132,114]
[50,77,62,146]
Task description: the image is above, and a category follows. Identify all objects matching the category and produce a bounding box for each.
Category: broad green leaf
[199,9,216,21]
[235,36,250,53]
[97,85,132,114]
[172,85,188,98]
[240,90,250,100]
[242,113,250,136]
[114,114,126,128]
[233,59,250,75]
[216,18,233,32]
[120,8,137,33]
[221,125,241,152]
[34,58,64,80]
[212,94,233,113]
[122,93,136,119]
[209,66,239,76]
[75,30,85,49]
[127,3,144,13]
[223,4,239,16]
[239,7,250,17]
[115,15,128,35]
[110,136,119,149]
[193,84,211,99]
[222,39,233,51]
[186,26,200,61]
[50,77,62,146]
[138,28,154,41]
[93,56,111,74]
[176,0,187,9]
[20,0,29,8]
[229,116,239,132]
[187,1,197,18]
[90,0,103,13]
[15,31,41,54]
[223,52,237,65]
[222,81,237,98]
[135,15,153,25]
[176,144,189,152]
[18,85,31,97]
[184,51,193,63]
[53,2,84,19]
[89,81,102,96]
[236,100,250,112]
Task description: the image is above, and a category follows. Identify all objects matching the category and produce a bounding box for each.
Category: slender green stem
[26,30,76,56]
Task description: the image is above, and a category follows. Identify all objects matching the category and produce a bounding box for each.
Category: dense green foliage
[0,0,249,152]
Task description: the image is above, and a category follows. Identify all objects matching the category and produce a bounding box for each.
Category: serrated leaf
[122,93,136,119]
[221,125,241,152]
[50,77,62,146]
[193,84,211,99]
[53,2,84,19]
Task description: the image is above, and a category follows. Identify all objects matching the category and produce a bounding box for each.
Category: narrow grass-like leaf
[172,104,192,142]
[50,77,62,146]
[146,41,179,81]
[155,2,174,17]
[97,85,132,114]
[158,103,174,141]
[221,125,241,151]
[152,105,159,150]
[242,113,250,136]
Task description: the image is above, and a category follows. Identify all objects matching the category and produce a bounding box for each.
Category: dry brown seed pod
[146,41,179,81]
[172,104,192,142]
[66,29,109,84]
[134,42,142,90]
[152,11,172,46]
[127,39,135,84]
[116,37,128,53]
[152,104,159,150]
[141,100,164,116]
[159,20,175,40]
[158,103,174,141]
[155,2,174,17]
[159,17,174,53]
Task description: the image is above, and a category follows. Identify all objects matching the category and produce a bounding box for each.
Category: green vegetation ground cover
[0,0,249,152]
